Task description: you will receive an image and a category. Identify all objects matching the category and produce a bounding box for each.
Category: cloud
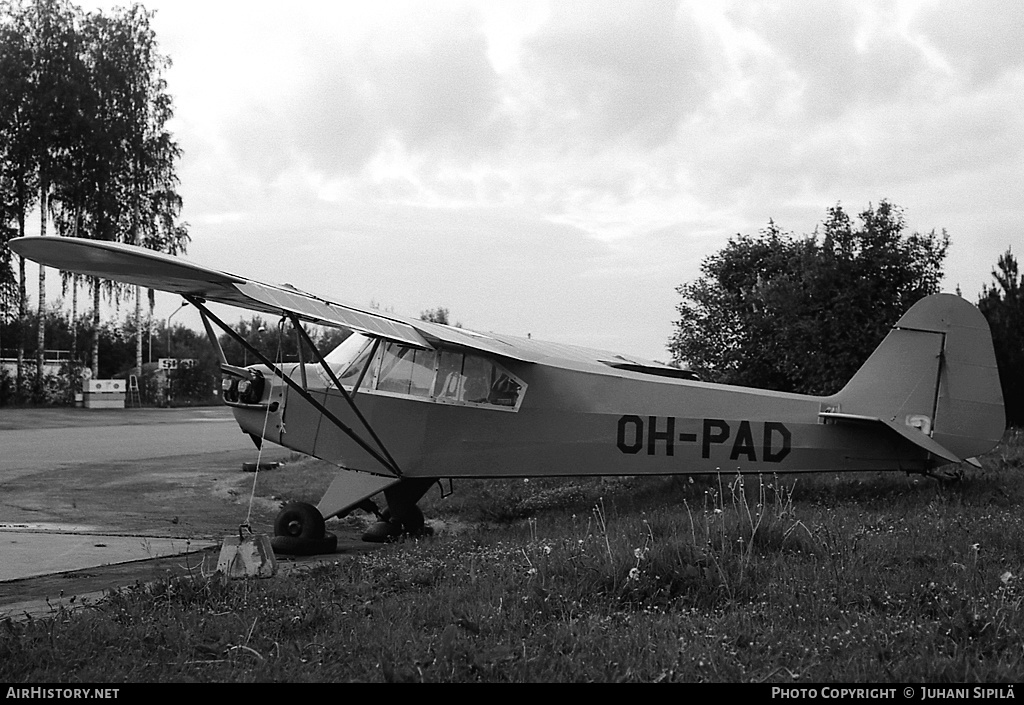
[356,17,505,155]
[913,0,1024,86]
[172,2,506,189]
[520,0,712,148]
[728,1,934,120]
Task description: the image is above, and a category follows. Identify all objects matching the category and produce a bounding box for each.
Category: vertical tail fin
[828,294,1005,461]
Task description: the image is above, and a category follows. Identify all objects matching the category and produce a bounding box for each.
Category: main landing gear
[360,476,437,543]
[361,504,434,543]
[269,499,433,553]
[271,477,439,554]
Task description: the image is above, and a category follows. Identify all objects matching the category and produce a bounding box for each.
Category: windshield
[320,332,374,388]
[315,334,525,409]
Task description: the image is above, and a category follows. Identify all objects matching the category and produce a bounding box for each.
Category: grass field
[2,430,1023,682]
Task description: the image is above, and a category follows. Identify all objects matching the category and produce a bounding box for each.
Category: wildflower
[628,567,641,582]
[527,567,537,577]
[1000,571,1013,585]
[543,545,552,555]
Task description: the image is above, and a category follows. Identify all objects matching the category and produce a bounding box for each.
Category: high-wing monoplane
[10,236,1006,553]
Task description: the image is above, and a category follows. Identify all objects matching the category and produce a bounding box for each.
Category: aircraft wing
[10,236,543,360]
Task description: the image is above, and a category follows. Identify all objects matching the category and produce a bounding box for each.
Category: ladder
[127,374,141,408]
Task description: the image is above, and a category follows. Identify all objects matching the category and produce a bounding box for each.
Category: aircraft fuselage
[230,357,931,480]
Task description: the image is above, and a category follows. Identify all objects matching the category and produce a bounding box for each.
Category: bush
[0,367,13,406]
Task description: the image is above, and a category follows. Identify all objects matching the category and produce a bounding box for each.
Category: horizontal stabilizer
[819,411,963,465]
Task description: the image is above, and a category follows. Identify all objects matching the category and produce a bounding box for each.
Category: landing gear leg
[361,478,437,543]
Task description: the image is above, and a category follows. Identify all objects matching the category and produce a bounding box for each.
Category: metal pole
[166,301,188,358]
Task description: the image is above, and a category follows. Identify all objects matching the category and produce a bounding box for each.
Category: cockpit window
[320,335,525,409]
[376,343,436,398]
[431,350,523,408]
[434,350,465,401]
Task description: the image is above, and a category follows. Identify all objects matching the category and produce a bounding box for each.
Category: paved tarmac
[0,405,318,619]
[0,406,255,481]
[0,528,212,582]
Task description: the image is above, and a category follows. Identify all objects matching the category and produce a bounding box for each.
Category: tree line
[0,309,357,406]
[670,200,1023,428]
[0,307,215,405]
[0,0,187,403]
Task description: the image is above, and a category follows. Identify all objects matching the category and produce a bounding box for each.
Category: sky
[29,0,1024,362]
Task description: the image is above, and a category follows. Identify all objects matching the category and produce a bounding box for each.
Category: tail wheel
[274,501,326,540]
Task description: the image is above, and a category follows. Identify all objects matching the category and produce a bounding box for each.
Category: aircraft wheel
[399,505,425,534]
[362,519,403,543]
[382,504,424,532]
[274,501,326,541]
[272,532,338,556]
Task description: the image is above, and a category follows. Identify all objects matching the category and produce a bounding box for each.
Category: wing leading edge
[9,236,541,360]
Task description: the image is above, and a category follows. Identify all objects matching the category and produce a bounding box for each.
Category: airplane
[10,235,1006,554]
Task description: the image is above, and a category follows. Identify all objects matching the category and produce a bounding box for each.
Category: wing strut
[286,313,402,477]
[187,296,403,478]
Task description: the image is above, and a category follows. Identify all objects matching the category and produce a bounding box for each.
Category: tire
[397,504,425,534]
[272,532,338,556]
[362,520,403,543]
[382,504,424,532]
[273,501,326,540]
